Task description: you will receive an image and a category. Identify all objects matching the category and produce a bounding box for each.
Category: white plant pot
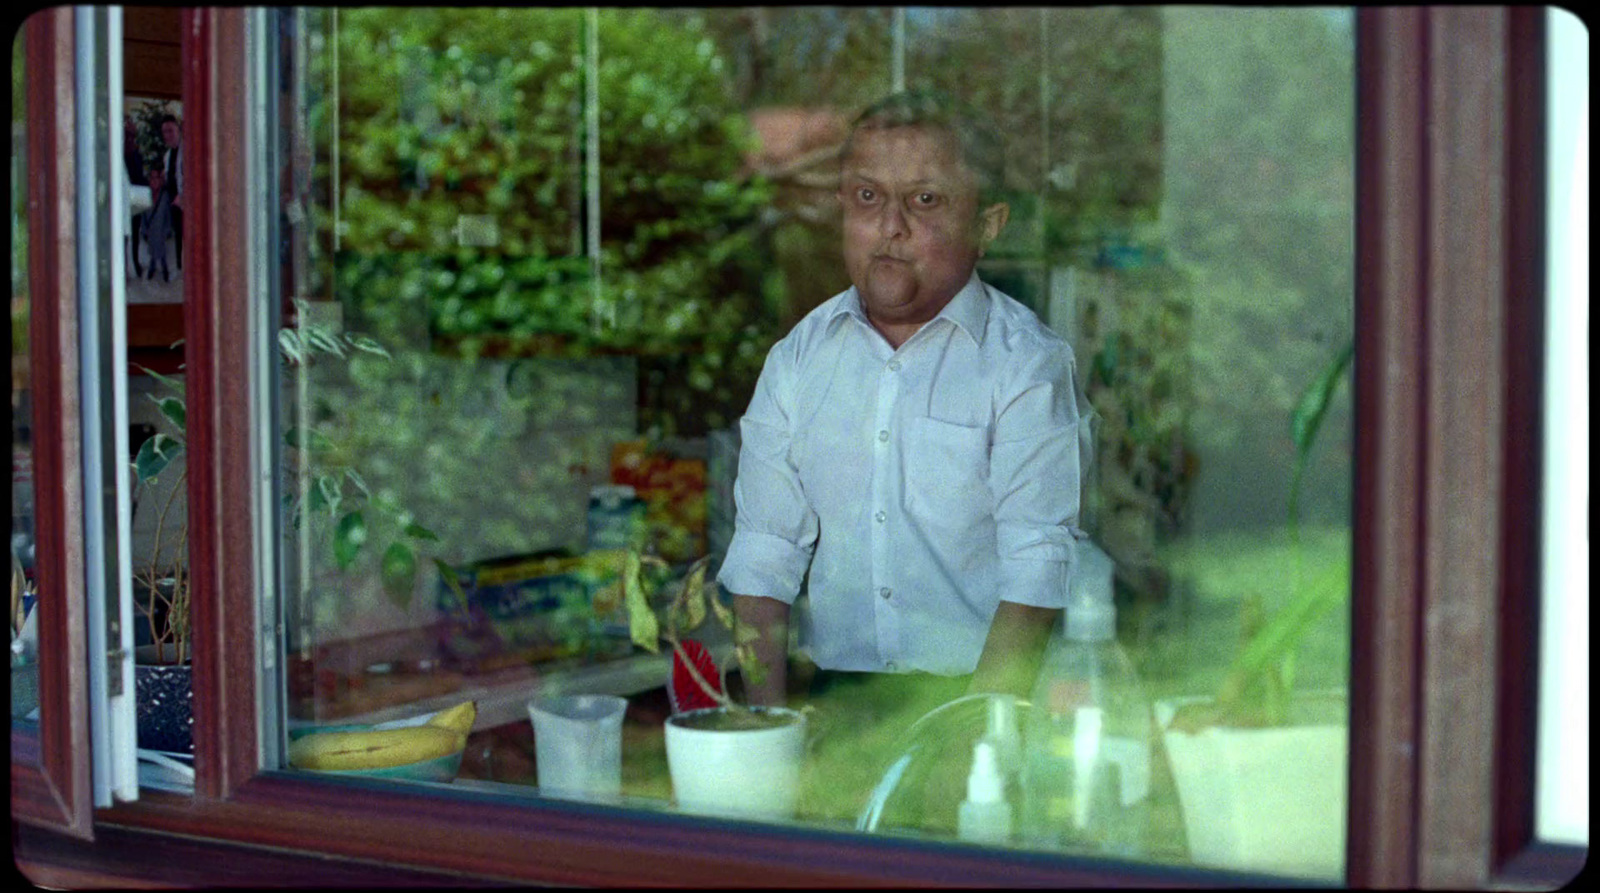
[1156,693,1347,879]
[664,706,807,821]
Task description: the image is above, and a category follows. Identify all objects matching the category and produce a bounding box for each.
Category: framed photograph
[123,96,185,306]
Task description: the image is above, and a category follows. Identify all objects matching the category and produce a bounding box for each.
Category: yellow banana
[427,701,477,736]
[289,725,463,771]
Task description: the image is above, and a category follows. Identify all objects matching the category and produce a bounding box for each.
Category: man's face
[838,125,1007,334]
[161,120,180,148]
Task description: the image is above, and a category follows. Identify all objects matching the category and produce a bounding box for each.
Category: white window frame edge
[77,3,140,806]
[1535,5,1589,849]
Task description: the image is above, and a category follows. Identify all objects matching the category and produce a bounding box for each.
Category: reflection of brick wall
[744,107,854,326]
[745,107,848,182]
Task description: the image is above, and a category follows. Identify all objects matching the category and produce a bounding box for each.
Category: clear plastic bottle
[1020,540,1152,857]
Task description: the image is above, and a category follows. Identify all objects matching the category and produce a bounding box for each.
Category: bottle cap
[589,484,638,507]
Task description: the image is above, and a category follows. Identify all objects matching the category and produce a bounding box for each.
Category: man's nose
[877,200,908,238]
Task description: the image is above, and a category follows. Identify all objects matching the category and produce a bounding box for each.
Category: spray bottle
[1019,539,1152,856]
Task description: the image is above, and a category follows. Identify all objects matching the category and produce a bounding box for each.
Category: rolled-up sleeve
[716,341,817,604]
[988,337,1091,609]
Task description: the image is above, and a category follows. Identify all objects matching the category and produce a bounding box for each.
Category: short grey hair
[840,89,1006,206]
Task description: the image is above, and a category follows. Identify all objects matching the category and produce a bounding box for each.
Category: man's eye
[856,187,876,203]
[913,192,939,206]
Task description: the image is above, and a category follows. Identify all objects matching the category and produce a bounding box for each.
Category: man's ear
[976,202,1010,255]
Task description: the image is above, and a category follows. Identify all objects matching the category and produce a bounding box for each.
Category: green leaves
[150,395,186,431]
[1287,339,1354,534]
[1290,340,1354,458]
[403,522,439,541]
[283,427,334,454]
[133,433,184,482]
[380,541,417,606]
[333,511,367,570]
[435,558,471,615]
[623,551,659,653]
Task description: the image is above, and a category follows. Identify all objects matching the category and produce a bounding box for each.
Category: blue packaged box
[435,552,630,671]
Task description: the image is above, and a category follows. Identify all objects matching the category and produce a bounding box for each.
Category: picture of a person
[143,163,174,284]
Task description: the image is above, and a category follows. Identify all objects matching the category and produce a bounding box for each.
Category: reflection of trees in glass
[660,7,892,111]
[12,32,28,302]
[1163,7,1354,529]
[317,9,778,432]
[288,9,789,634]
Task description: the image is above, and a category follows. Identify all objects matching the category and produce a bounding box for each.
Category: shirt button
[877,429,889,443]
[878,586,892,600]
[874,510,887,523]
[887,360,901,372]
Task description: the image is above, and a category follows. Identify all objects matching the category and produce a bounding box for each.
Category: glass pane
[268,7,1353,880]
[11,24,41,728]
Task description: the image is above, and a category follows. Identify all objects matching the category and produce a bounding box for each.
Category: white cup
[528,694,628,802]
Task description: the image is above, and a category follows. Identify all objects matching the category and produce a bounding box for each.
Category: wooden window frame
[10,5,95,841]
[12,6,1587,887]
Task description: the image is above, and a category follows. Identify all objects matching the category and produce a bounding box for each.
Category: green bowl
[288,715,465,783]
[309,749,464,782]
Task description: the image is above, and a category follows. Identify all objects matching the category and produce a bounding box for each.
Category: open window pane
[265,7,1353,881]
[11,20,41,729]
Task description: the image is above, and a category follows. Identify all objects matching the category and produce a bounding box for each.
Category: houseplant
[1157,340,1353,878]
[590,551,808,821]
[129,308,441,753]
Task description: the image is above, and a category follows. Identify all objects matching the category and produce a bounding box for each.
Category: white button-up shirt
[717,273,1091,675]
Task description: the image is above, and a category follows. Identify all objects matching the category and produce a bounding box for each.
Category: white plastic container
[528,693,628,802]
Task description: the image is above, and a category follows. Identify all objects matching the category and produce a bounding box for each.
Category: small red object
[669,638,724,714]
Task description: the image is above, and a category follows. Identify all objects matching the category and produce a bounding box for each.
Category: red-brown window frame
[11,5,94,842]
[11,6,1587,887]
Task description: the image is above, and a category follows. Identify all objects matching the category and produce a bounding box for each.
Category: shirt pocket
[903,416,992,527]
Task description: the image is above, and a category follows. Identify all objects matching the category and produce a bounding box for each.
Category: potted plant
[11,550,39,720]
[591,551,808,821]
[129,307,440,753]
[1156,340,1353,878]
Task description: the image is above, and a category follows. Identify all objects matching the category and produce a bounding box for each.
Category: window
[254,6,1354,881]
[12,7,1582,889]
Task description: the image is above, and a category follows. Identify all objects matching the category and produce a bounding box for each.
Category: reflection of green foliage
[12,29,27,300]
[134,313,440,657]
[316,8,780,436]
[1079,258,1196,582]
[1163,8,1354,467]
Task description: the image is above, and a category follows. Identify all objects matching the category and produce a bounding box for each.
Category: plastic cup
[528,694,628,802]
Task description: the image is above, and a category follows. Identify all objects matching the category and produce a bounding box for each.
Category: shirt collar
[828,271,990,345]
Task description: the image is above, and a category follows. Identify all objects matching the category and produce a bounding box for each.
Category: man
[717,91,1092,708]
[158,114,183,271]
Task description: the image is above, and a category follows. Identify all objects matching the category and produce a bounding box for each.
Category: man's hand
[968,601,1059,700]
[732,594,791,707]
